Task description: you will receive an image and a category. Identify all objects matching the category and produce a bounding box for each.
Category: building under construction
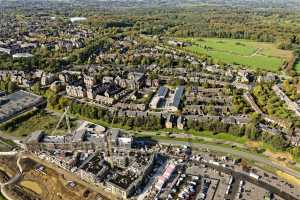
[25,126,132,153]
[24,121,158,200]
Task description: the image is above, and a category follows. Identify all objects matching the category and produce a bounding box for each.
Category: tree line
[46,92,291,151]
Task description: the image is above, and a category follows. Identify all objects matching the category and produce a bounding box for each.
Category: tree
[7,81,18,93]
[31,82,42,95]
[48,94,60,109]
[276,39,293,50]
[290,147,300,159]
[245,123,260,140]
[270,134,289,150]
[283,80,293,94]
[58,97,70,109]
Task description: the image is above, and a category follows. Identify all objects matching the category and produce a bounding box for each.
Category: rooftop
[0,90,44,123]
[109,170,137,190]
[26,130,45,144]
[157,86,169,98]
[43,135,65,143]
[172,86,184,108]
[72,129,87,142]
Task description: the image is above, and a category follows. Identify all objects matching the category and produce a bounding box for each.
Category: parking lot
[187,165,231,200]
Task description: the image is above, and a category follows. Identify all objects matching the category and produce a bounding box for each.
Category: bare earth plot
[178,37,294,72]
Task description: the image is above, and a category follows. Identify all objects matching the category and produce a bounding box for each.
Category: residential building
[177,116,185,130]
[167,86,184,112]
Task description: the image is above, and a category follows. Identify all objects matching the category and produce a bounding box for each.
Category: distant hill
[1,0,300,9]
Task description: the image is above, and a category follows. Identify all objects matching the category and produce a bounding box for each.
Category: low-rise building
[0,90,45,123]
[165,115,176,129]
[50,81,65,93]
[127,72,146,90]
[84,75,96,88]
[149,86,169,109]
[177,116,185,130]
[12,53,34,58]
[107,153,156,199]
[167,86,184,112]
[41,73,56,86]
[66,85,87,98]
[95,95,114,105]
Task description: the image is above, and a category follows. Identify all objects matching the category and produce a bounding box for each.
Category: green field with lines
[178,38,293,72]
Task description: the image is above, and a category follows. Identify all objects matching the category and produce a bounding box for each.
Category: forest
[2,1,300,73]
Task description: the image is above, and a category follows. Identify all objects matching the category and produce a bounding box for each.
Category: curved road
[201,161,299,200]
[0,153,24,200]
[159,139,300,179]
[0,184,13,200]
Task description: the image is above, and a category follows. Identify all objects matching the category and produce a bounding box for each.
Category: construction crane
[51,106,71,136]
[106,131,114,168]
[106,110,118,168]
[187,133,193,159]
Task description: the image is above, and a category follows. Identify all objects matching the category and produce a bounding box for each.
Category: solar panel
[172,86,184,108]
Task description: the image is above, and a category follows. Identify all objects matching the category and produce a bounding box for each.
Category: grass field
[2,111,76,138]
[0,193,6,200]
[187,129,247,144]
[177,38,293,72]
[294,59,300,73]
[0,137,17,151]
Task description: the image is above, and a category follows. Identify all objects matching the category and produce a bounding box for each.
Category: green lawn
[189,130,247,144]
[177,37,293,72]
[2,111,76,138]
[0,137,17,151]
[188,38,257,56]
[136,129,247,145]
[0,193,6,200]
[66,108,247,145]
[294,59,300,73]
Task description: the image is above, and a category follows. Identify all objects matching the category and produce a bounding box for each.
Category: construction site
[0,153,108,200]
[19,107,160,200]
[1,107,300,200]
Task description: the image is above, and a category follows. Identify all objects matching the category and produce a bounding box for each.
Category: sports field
[178,38,293,72]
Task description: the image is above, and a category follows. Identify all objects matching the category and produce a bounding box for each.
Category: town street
[158,139,300,180]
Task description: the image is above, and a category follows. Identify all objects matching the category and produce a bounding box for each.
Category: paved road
[200,161,299,200]
[158,139,300,180]
[0,184,14,200]
[0,153,24,200]
[0,151,18,156]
